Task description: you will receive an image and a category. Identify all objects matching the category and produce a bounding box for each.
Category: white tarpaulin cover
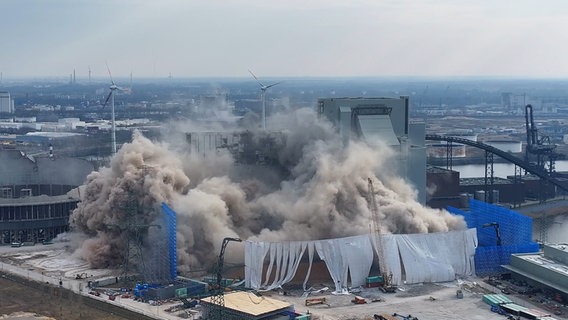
[245,229,477,292]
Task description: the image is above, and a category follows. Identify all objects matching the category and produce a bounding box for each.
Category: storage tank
[474,190,486,201]
[491,189,500,204]
[426,143,466,158]
[459,193,471,208]
[484,140,522,153]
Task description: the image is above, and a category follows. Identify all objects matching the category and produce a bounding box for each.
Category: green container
[176,287,188,298]
[366,276,384,283]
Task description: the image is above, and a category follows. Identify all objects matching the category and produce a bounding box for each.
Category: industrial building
[317,97,427,203]
[503,244,568,303]
[0,91,15,114]
[200,291,296,320]
[426,166,462,209]
[0,149,93,244]
[425,166,562,208]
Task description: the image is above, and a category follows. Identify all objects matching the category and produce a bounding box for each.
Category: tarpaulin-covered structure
[245,229,477,292]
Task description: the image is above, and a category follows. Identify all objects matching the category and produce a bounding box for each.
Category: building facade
[317,97,427,203]
[0,92,15,114]
[0,150,94,244]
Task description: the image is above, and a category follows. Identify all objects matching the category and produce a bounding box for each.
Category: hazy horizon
[2,0,568,79]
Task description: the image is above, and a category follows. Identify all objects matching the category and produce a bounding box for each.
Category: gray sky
[1,0,568,79]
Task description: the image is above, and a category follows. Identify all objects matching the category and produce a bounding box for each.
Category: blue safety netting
[448,199,539,276]
[474,243,540,275]
[162,202,178,281]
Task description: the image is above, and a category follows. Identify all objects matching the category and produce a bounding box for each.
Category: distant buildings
[0,92,14,113]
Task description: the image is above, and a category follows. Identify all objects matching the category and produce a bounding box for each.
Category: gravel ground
[261,281,536,320]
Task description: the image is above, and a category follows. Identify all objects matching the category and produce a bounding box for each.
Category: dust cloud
[69,107,465,271]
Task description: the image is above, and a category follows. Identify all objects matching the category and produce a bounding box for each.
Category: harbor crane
[525,104,557,174]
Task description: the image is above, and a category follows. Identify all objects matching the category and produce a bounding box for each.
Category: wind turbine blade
[102,91,112,108]
[105,62,115,85]
[248,69,264,87]
[265,81,282,89]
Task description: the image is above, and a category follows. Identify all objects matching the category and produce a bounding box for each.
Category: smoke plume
[69,107,465,271]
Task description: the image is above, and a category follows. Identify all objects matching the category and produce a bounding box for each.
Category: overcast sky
[1,0,567,79]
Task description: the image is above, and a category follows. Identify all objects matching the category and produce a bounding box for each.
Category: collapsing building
[317,97,426,204]
[245,200,540,290]
[245,229,477,292]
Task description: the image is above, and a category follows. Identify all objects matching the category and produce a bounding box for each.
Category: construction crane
[209,237,242,320]
[367,178,395,292]
[482,222,502,246]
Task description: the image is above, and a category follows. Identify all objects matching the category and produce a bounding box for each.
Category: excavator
[209,237,242,320]
[368,178,396,293]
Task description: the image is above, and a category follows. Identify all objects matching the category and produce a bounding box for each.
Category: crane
[367,178,395,292]
[525,104,557,173]
[209,237,242,320]
[482,222,502,246]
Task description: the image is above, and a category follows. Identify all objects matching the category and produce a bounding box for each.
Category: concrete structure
[459,177,524,204]
[0,92,14,114]
[426,166,462,209]
[0,149,93,244]
[317,97,427,203]
[503,244,568,302]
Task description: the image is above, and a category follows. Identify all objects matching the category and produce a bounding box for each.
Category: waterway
[451,160,568,179]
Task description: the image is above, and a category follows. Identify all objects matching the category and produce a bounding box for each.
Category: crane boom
[368,178,387,276]
[368,178,395,291]
[209,237,242,320]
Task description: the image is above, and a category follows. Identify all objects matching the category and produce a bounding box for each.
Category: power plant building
[0,150,93,244]
[317,97,427,203]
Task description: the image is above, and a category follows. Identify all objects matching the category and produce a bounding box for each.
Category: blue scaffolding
[162,202,178,281]
[448,199,539,276]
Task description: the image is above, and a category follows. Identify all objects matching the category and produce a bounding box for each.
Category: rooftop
[460,177,513,185]
[201,291,292,317]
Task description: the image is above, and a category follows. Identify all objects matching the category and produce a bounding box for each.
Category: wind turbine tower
[249,70,280,130]
[103,64,124,155]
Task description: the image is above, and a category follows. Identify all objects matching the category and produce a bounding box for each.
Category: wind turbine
[249,70,280,130]
[102,64,125,155]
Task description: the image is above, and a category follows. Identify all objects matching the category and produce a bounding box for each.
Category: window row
[0,203,76,221]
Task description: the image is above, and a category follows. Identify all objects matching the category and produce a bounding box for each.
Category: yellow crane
[367,178,395,292]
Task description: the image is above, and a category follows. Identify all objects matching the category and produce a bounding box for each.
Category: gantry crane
[525,104,557,174]
[209,237,242,320]
[367,178,395,292]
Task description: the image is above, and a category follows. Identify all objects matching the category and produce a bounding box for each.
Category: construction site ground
[0,243,566,320]
[258,281,522,320]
